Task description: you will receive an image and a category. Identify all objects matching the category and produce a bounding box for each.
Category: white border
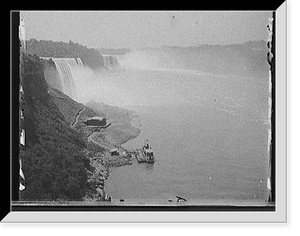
[274,0,287,223]
[0,210,287,223]
[3,4,287,223]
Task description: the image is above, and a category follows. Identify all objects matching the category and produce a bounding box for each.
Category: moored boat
[134,141,155,164]
[141,147,154,163]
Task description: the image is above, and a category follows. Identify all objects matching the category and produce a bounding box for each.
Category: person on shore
[145,139,149,149]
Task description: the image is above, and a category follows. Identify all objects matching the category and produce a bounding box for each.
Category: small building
[109,148,119,156]
[83,116,107,127]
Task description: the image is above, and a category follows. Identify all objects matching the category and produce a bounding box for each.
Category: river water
[101,68,270,204]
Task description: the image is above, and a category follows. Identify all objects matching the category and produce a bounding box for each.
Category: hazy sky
[21,11,272,49]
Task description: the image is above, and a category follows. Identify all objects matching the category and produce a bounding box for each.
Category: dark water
[104,69,270,203]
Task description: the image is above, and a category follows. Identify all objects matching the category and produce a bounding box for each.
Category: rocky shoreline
[49,90,141,202]
[84,142,135,202]
[83,112,140,202]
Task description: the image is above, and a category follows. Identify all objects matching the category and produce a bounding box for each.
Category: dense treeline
[26,39,104,70]
[97,48,131,55]
[174,40,270,76]
[138,40,269,77]
[19,54,91,200]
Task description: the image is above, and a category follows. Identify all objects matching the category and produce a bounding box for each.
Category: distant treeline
[166,40,270,76]
[26,39,105,70]
[97,48,131,55]
[26,38,269,76]
[137,40,270,77]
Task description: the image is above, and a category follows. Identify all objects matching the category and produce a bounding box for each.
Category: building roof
[109,148,118,153]
[88,116,105,121]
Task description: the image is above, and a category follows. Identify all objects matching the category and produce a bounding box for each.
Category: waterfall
[51,58,84,98]
[102,55,120,69]
[75,58,84,67]
[103,56,110,68]
[42,55,119,103]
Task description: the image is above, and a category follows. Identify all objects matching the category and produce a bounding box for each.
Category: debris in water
[176,196,187,202]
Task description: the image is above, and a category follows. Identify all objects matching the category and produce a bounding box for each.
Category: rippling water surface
[103,69,270,203]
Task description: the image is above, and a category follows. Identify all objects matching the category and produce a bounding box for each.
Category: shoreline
[84,110,141,202]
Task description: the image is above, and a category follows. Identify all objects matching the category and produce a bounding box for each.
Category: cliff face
[20,54,90,201]
[41,58,63,91]
[19,53,138,201]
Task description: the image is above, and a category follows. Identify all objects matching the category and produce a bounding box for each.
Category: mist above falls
[43,41,269,108]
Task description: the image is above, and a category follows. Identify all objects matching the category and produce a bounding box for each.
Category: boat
[141,147,155,163]
[134,147,154,164]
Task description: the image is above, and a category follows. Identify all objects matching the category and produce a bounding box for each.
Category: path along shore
[79,112,140,201]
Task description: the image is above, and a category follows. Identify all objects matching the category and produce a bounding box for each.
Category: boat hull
[135,151,154,164]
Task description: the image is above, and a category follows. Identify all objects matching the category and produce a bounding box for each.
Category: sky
[21,11,272,49]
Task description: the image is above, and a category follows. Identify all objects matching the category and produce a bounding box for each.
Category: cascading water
[51,58,84,99]
[75,58,84,67]
[102,55,119,69]
[42,55,120,103]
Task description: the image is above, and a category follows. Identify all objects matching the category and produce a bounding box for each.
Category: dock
[135,150,147,163]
